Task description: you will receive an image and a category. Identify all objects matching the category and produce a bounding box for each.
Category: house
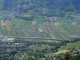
[36,28,45,33]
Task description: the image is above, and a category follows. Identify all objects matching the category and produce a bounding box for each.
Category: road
[2,35,80,42]
[3,36,67,41]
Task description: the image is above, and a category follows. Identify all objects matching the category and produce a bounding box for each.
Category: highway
[3,36,67,41]
[1,35,80,42]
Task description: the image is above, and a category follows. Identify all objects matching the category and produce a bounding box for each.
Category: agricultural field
[0,15,80,41]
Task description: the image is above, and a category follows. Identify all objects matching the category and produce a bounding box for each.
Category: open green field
[32,44,50,51]
[0,16,80,42]
[22,54,42,60]
[59,41,80,50]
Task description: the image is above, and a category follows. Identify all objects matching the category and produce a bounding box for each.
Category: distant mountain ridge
[0,0,80,13]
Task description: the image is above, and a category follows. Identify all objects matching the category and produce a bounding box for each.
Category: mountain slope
[0,0,80,13]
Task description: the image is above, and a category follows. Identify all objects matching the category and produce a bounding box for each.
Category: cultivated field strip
[48,25,63,39]
[1,18,80,40]
[59,26,71,38]
[43,25,57,38]
[54,26,69,39]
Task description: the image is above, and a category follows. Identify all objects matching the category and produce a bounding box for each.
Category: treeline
[15,16,34,21]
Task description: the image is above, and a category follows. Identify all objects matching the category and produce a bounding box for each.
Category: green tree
[63,53,72,60]
[75,54,80,60]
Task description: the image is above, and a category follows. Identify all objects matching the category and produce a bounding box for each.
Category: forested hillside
[0,0,80,13]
